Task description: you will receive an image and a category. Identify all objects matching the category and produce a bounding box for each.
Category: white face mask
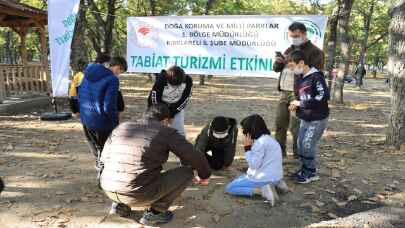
[291,37,304,46]
[293,67,304,75]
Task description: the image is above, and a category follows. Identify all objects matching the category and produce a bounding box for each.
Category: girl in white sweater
[225,114,288,206]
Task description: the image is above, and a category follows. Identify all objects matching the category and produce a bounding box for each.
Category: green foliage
[0,0,391,67]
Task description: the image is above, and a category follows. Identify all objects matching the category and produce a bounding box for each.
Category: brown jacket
[273,40,324,91]
[100,119,211,195]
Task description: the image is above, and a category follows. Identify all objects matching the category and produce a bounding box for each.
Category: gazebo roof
[0,0,47,28]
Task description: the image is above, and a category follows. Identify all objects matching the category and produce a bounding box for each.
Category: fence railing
[0,64,49,103]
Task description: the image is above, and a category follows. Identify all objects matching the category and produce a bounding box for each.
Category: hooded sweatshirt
[78,63,119,131]
[295,67,330,121]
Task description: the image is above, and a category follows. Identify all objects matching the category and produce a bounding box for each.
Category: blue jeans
[225,175,269,196]
[297,118,328,174]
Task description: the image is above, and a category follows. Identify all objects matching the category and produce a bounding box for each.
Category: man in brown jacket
[273,22,324,159]
[100,104,211,226]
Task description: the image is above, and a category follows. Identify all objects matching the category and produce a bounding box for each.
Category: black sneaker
[139,209,174,225]
[109,202,131,217]
[289,169,303,178]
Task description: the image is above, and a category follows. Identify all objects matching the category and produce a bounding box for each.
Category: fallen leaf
[304,191,316,195]
[212,214,221,223]
[325,189,336,194]
[56,191,66,196]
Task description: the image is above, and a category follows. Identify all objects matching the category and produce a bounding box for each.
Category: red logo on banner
[137,26,151,36]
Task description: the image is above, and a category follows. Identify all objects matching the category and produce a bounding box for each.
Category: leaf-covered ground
[0,75,404,228]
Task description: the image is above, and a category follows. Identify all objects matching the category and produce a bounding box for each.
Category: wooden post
[0,67,5,103]
[17,27,28,65]
[38,25,49,93]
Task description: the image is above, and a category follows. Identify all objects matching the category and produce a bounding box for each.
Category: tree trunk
[200,0,216,86]
[332,0,354,104]
[326,0,341,89]
[386,1,405,149]
[87,0,117,56]
[71,0,88,73]
[104,0,116,55]
[356,1,375,88]
[149,0,157,16]
[372,55,379,78]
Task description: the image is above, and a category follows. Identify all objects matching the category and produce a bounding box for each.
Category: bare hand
[243,134,254,147]
[193,176,209,186]
[290,100,301,107]
[288,104,297,111]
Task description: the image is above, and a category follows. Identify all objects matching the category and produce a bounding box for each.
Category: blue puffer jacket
[78,64,119,132]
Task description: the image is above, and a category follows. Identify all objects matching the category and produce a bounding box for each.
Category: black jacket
[295,69,330,121]
[148,73,192,118]
[194,118,238,167]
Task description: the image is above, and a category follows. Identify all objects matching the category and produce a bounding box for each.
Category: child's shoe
[261,184,279,206]
[295,171,320,184]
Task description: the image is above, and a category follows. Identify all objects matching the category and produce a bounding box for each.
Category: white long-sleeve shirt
[245,134,283,183]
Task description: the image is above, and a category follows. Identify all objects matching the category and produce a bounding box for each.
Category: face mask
[291,37,304,46]
[293,67,304,75]
[213,131,229,139]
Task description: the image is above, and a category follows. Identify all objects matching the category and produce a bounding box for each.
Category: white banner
[48,0,80,97]
[127,15,327,77]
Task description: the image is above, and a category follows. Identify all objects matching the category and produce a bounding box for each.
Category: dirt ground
[0,75,404,228]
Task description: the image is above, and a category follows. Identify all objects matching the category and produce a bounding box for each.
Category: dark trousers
[274,91,300,157]
[205,148,227,170]
[104,167,193,212]
[82,125,111,161]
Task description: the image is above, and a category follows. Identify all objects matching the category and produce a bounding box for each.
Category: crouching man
[99,104,211,226]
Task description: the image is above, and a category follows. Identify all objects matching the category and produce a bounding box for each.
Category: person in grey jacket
[100,103,211,226]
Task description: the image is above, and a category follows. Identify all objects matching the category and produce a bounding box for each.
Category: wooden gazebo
[0,0,49,103]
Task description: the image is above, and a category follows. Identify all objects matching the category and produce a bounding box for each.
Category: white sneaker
[261,184,278,206]
[275,180,289,194]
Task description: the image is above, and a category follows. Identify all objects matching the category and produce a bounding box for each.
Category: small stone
[331,169,341,178]
[336,201,348,207]
[328,212,339,219]
[56,191,66,195]
[393,180,400,185]
[184,215,197,224]
[315,200,325,207]
[299,202,311,208]
[348,195,358,201]
[212,215,221,223]
[354,188,363,195]
[325,189,336,194]
[311,205,321,213]
[80,197,89,202]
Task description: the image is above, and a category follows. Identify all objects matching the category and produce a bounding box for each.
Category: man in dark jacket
[273,22,324,159]
[78,56,127,171]
[195,116,238,170]
[100,104,211,226]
